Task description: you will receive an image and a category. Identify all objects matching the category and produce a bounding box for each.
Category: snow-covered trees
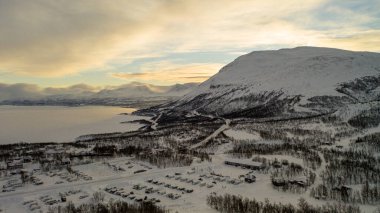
[47,199,167,213]
[207,193,361,213]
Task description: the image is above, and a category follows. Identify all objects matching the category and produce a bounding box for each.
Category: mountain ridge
[0,82,198,102]
[141,46,380,123]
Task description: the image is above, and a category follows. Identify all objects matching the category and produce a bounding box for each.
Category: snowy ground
[1,110,379,212]
[223,129,261,141]
[0,152,378,213]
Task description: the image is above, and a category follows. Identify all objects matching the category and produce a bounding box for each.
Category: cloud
[0,82,102,101]
[1,0,379,80]
[43,84,101,96]
[315,30,380,52]
[140,0,329,53]
[0,83,44,100]
[0,0,327,77]
[0,0,164,76]
[112,62,223,84]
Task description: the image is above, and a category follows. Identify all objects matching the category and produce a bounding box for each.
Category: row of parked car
[60,189,82,197]
[137,162,153,170]
[31,176,44,185]
[71,169,93,181]
[39,195,60,206]
[104,186,160,203]
[2,179,22,192]
[134,183,183,200]
[57,170,92,183]
[146,179,194,193]
[22,189,87,212]
[106,162,129,171]
[57,172,79,182]
[201,173,243,185]
[167,174,215,188]
[23,200,41,211]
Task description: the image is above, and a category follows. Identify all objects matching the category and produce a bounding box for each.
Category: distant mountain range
[140,47,380,123]
[0,82,198,107]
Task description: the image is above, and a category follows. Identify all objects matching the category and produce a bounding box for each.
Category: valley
[0,47,380,213]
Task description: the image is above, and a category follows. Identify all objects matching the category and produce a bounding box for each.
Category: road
[151,113,162,130]
[305,150,326,196]
[191,117,230,150]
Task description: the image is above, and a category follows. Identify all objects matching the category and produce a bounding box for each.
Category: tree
[92,191,105,204]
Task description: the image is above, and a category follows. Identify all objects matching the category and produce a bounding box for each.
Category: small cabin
[23,156,33,163]
[7,159,23,170]
[272,178,287,187]
[321,142,333,146]
[332,185,352,192]
[244,175,256,183]
[273,161,282,168]
[61,158,71,165]
[224,159,265,170]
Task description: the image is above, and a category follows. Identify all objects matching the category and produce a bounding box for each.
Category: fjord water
[0,106,146,144]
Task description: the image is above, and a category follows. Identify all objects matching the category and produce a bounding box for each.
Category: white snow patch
[224,129,262,141]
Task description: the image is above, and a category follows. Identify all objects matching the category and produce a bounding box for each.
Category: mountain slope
[152,47,380,121]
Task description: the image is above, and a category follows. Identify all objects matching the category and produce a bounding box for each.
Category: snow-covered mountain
[153,47,380,120]
[92,82,198,99]
[0,82,198,106]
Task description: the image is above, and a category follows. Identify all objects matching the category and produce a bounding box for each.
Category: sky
[0,0,379,90]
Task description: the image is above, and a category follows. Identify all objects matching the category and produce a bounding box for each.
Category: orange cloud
[315,30,380,52]
[0,0,165,77]
[1,0,379,81]
[112,62,223,84]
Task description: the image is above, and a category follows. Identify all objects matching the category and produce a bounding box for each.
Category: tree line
[207,193,361,213]
[47,192,167,213]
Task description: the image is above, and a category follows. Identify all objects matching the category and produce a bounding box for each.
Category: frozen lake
[0,106,147,144]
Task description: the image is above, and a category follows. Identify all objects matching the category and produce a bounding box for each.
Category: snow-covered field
[224,129,262,141]
[1,152,377,213]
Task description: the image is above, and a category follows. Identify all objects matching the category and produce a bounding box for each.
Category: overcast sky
[0,0,379,88]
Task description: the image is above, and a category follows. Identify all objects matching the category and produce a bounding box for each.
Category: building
[7,159,23,170]
[45,149,65,158]
[333,185,352,192]
[244,174,256,183]
[272,177,287,187]
[224,158,265,170]
[23,156,32,163]
[61,158,71,165]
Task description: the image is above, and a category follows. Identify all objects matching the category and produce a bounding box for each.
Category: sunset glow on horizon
[0,0,379,88]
